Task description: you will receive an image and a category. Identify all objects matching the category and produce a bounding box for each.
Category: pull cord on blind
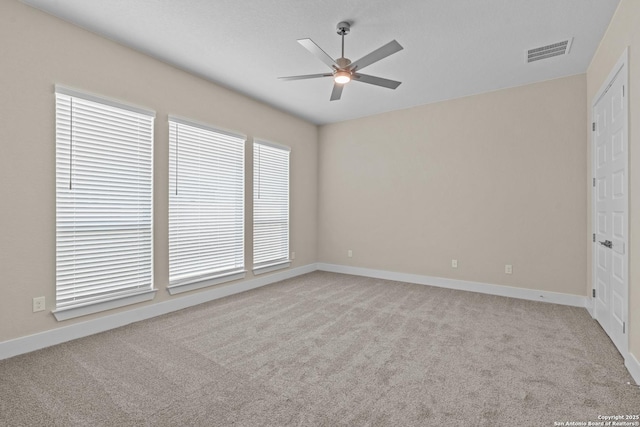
[168,118,246,290]
[55,87,155,313]
[253,141,290,271]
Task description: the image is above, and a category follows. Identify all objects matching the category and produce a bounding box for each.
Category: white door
[592,51,628,357]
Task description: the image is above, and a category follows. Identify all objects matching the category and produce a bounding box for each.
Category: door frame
[590,47,629,358]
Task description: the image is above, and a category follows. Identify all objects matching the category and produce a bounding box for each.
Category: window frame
[252,139,291,275]
[167,116,247,295]
[53,86,156,321]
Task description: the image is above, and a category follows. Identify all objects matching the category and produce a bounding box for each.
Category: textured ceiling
[22,0,619,125]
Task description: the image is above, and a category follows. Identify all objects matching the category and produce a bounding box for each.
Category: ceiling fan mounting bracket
[336,22,350,36]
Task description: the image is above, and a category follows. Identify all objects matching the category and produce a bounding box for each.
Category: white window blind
[253,140,290,271]
[168,118,245,290]
[55,87,154,313]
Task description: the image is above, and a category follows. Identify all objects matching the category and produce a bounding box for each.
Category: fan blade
[279,73,332,81]
[349,40,403,71]
[298,38,338,70]
[353,73,402,89]
[330,83,343,101]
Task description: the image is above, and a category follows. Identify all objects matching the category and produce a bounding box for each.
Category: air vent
[527,38,573,63]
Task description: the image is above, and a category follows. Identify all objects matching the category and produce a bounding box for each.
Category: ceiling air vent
[526,38,573,63]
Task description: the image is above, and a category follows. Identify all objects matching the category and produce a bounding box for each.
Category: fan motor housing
[336,57,352,69]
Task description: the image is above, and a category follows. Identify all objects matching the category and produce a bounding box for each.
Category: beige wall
[586,0,640,363]
[318,75,587,295]
[0,1,318,342]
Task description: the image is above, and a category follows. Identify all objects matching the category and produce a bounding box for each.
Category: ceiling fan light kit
[279,21,403,101]
[334,70,351,84]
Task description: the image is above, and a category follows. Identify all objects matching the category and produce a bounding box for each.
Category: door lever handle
[598,240,612,249]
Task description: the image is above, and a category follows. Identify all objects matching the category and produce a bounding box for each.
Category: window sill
[252,260,291,276]
[167,270,246,295]
[53,288,158,321]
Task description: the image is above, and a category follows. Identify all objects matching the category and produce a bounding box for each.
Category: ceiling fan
[279,22,403,101]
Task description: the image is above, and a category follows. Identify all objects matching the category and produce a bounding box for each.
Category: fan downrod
[336,21,351,65]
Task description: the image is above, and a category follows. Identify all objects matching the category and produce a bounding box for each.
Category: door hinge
[592,289,596,298]
[593,233,596,243]
[592,122,596,131]
[623,322,625,334]
[623,85,625,97]
[593,178,596,187]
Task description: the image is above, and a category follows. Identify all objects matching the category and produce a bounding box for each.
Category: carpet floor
[1,271,639,426]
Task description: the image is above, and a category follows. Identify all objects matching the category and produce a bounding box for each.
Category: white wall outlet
[451,259,458,268]
[505,264,513,274]
[33,296,45,312]
[348,249,353,258]
[291,251,296,260]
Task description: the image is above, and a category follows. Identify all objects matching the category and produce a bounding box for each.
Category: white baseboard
[4,261,633,384]
[0,263,317,361]
[317,263,587,307]
[585,295,595,317]
[0,262,597,361]
[626,352,640,385]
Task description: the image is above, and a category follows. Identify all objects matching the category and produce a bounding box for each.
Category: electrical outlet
[348,249,353,258]
[451,259,458,268]
[505,264,513,275]
[33,296,45,312]
[291,251,296,260]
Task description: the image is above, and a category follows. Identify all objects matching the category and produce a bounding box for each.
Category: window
[168,117,245,294]
[54,87,155,321]
[253,140,290,274]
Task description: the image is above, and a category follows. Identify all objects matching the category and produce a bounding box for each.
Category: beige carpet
[1,271,638,426]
